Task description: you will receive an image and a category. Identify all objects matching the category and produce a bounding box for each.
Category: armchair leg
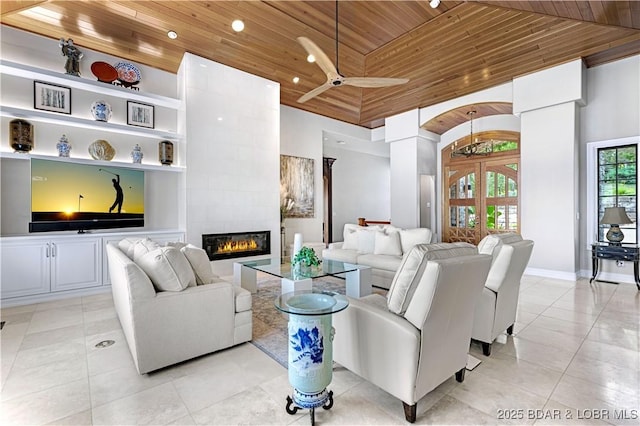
[481,342,492,356]
[455,367,466,382]
[402,402,417,423]
[507,324,514,335]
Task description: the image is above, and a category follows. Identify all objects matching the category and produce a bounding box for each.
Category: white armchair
[332,243,492,423]
[472,233,534,356]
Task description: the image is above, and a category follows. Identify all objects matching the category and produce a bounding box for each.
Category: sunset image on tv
[31,158,144,232]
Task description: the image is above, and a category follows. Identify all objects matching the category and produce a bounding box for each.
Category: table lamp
[600,207,633,244]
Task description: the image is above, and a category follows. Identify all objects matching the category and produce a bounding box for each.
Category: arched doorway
[442,130,520,244]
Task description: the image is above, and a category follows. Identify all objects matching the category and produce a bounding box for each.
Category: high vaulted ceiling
[2,1,640,129]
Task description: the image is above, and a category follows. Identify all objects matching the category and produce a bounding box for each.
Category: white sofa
[322,223,432,289]
[333,243,492,422]
[106,239,252,374]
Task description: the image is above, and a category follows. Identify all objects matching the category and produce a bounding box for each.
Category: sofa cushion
[118,237,140,260]
[233,286,252,312]
[132,238,161,261]
[357,253,402,272]
[342,227,359,250]
[477,233,523,263]
[399,228,432,254]
[322,248,359,263]
[356,228,376,254]
[180,244,217,285]
[136,246,196,292]
[166,241,188,250]
[374,230,402,256]
[387,242,477,315]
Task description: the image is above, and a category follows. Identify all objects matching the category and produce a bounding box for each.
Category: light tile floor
[1,276,638,425]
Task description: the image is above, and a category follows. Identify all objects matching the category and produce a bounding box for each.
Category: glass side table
[274,290,349,425]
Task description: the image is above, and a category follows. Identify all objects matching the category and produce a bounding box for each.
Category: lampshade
[600,207,632,225]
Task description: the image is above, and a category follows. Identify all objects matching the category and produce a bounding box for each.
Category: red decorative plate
[91,61,118,83]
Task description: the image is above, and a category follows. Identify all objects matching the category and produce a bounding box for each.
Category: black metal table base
[286,390,333,426]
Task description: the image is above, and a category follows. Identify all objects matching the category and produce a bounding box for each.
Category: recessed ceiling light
[217,117,223,121]
[292,76,300,84]
[167,30,178,39]
[232,20,245,32]
[337,140,346,145]
[429,0,440,8]
[307,54,315,63]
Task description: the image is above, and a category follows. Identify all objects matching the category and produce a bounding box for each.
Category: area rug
[250,276,481,371]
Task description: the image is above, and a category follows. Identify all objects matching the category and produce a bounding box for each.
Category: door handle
[46,243,50,258]
[51,243,56,257]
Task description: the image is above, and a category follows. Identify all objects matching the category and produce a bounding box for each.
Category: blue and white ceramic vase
[286,294,335,409]
[56,134,71,157]
[91,100,112,122]
[131,144,143,164]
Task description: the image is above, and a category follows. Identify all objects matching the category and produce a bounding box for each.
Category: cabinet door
[50,238,102,292]
[0,240,50,298]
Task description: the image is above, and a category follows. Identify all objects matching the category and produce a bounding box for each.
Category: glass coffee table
[233,258,371,297]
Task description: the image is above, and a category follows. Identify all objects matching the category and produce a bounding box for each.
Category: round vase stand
[275,291,348,426]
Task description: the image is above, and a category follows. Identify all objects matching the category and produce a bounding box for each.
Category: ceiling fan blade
[342,77,410,88]
[297,37,338,78]
[297,82,333,103]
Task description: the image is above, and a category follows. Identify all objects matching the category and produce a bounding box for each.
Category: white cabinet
[0,238,50,298]
[0,237,101,299]
[50,238,102,292]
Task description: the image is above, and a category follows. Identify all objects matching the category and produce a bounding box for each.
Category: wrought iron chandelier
[451,110,493,158]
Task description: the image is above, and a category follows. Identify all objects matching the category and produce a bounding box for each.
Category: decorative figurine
[158,140,174,165]
[59,38,83,77]
[9,119,34,153]
[131,144,143,164]
[91,100,112,122]
[56,134,71,157]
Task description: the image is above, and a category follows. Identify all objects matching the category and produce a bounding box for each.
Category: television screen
[30,158,144,233]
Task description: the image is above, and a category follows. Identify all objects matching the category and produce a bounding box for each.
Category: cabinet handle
[51,243,56,257]
[46,243,50,258]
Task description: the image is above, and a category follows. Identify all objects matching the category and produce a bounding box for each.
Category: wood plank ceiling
[2,1,639,129]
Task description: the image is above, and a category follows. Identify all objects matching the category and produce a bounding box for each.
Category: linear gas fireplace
[202,231,271,261]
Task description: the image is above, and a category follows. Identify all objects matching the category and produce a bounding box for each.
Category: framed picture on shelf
[127,101,154,128]
[34,81,71,114]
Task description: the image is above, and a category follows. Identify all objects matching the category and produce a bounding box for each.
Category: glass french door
[443,155,520,244]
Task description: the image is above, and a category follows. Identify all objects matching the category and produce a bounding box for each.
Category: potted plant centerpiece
[292,246,321,277]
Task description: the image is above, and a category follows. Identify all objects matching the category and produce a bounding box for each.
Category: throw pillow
[342,228,359,250]
[373,230,402,256]
[166,241,188,250]
[399,228,432,254]
[387,242,477,315]
[132,238,161,261]
[118,237,139,259]
[181,244,218,285]
[356,228,376,254]
[136,246,196,292]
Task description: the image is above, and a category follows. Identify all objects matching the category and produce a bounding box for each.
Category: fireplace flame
[217,239,258,254]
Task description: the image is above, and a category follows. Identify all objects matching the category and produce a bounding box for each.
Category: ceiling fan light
[429,0,440,8]
[307,54,315,63]
[231,19,245,32]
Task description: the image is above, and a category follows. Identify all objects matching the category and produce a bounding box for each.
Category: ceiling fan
[296,1,409,103]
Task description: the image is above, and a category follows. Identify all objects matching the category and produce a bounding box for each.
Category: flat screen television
[30,158,144,233]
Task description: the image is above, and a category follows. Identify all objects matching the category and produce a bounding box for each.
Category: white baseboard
[524,267,578,281]
[1,286,111,308]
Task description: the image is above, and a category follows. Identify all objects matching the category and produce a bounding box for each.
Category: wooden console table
[590,242,640,290]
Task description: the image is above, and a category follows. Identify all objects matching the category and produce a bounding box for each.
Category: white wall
[323,146,390,242]
[280,105,372,245]
[579,55,640,281]
[179,53,280,276]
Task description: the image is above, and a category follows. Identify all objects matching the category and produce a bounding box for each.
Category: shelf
[0,60,180,109]
[0,151,185,172]
[1,106,180,140]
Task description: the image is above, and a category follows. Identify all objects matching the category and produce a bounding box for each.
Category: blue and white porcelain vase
[91,100,112,122]
[131,144,143,164]
[56,134,71,157]
[286,294,335,409]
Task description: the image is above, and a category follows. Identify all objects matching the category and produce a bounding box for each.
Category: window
[597,144,637,243]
